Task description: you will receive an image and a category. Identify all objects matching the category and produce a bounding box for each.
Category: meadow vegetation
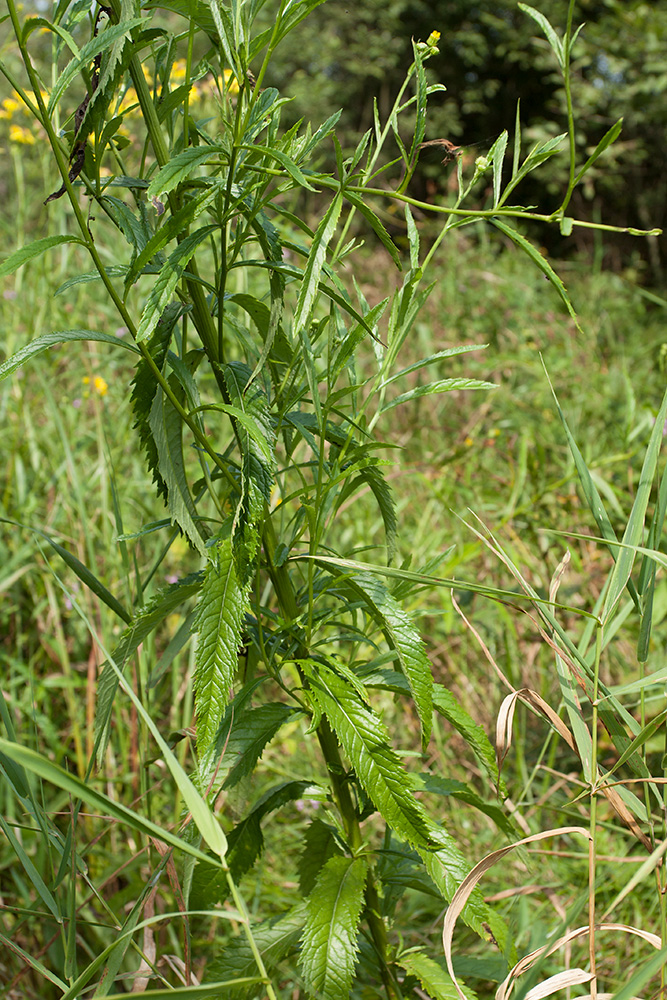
[1,2,667,998]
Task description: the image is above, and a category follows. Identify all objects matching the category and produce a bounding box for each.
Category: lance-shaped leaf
[131,303,181,502]
[0,235,84,277]
[300,855,368,1000]
[340,574,432,748]
[0,330,138,382]
[95,574,203,765]
[432,685,500,788]
[191,781,317,908]
[398,950,476,1000]
[214,702,303,790]
[194,531,251,756]
[301,659,434,846]
[292,192,343,417]
[136,225,217,342]
[147,144,225,202]
[299,819,344,896]
[205,904,307,998]
[149,386,207,554]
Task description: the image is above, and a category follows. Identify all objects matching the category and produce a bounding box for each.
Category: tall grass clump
[0,0,663,997]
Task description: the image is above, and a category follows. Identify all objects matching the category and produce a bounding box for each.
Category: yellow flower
[426,30,441,46]
[224,68,239,95]
[2,98,20,115]
[82,375,108,396]
[9,124,35,144]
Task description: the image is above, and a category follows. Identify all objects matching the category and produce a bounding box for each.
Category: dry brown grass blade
[497,923,661,1000]
[442,826,591,1000]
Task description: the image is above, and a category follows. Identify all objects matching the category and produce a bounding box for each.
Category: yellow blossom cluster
[82,374,108,397]
[0,91,47,146]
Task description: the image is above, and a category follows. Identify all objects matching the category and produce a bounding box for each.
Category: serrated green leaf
[131,303,181,502]
[239,143,318,191]
[0,235,83,277]
[194,532,251,756]
[432,686,500,788]
[95,574,203,765]
[148,145,225,201]
[191,782,315,907]
[490,219,578,324]
[399,950,477,1000]
[300,855,367,1000]
[382,377,495,413]
[299,819,344,897]
[413,773,513,836]
[149,385,208,554]
[205,904,306,998]
[136,225,217,342]
[343,189,401,270]
[55,266,129,296]
[0,330,138,383]
[341,574,432,748]
[221,703,302,789]
[301,659,434,846]
[47,17,144,117]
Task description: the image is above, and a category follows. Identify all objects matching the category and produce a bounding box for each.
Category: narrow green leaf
[55,266,129,296]
[147,145,224,201]
[149,387,208,555]
[380,345,485,388]
[489,130,508,207]
[136,225,217,342]
[194,532,251,757]
[490,218,578,323]
[341,574,432,748]
[0,738,222,866]
[518,2,564,67]
[0,330,139,382]
[0,235,83,277]
[382,377,495,413]
[239,143,318,191]
[398,949,476,1000]
[602,384,667,622]
[95,574,203,764]
[293,192,343,415]
[301,659,434,846]
[300,855,368,1000]
[574,118,623,185]
[205,904,307,998]
[220,703,302,789]
[343,189,401,270]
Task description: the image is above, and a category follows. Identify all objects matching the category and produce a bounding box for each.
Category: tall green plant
[0,0,659,996]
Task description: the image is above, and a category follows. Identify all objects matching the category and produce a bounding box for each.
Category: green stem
[589,624,602,1000]
[560,0,578,216]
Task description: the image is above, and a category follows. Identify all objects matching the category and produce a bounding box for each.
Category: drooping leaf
[136,225,217,342]
[432,685,501,789]
[300,855,368,1000]
[95,574,203,765]
[0,235,84,277]
[398,950,477,1000]
[193,531,252,757]
[413,773,513,836]
[0,330,138,382]
[130,302,181,502]
[339,574,432,748]
[301,659,434,847]
[149,384,208,554]
[220,703,303,789]
[191,781,317,908]
[205,904,307,998]
[299,818,344,897]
